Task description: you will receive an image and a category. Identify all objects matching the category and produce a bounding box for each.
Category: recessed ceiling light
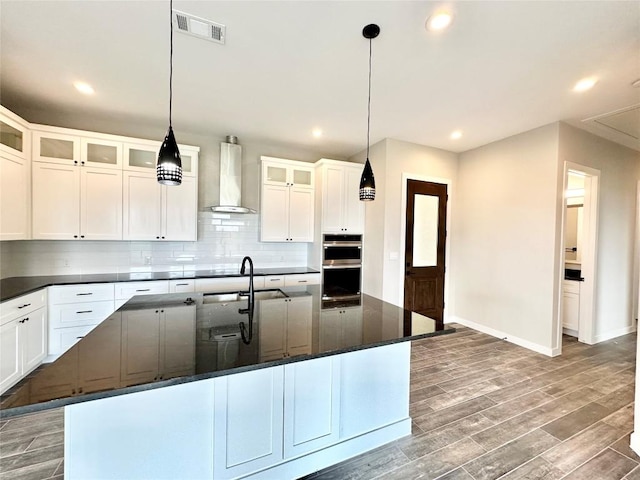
[450,130,462,140]
[74,81,95,95]
[426,12,453,31]
[573,77,598,92]
[312,128,323,138]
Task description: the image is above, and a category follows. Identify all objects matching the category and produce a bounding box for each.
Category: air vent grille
[172,9,226,45]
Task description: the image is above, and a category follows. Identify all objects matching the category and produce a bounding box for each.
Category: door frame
[556,161,600,352]
[399,173,453,322]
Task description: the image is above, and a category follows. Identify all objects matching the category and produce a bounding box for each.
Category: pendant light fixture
[157,0,182,186]
[359,23,379,202]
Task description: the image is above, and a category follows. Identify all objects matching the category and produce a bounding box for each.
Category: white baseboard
[593,324,637,344]
[449,316,554,357]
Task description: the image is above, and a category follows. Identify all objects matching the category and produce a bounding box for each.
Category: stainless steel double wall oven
[321,234,362,302]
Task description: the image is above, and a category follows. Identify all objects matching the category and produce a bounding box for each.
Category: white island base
[65,342,411,480]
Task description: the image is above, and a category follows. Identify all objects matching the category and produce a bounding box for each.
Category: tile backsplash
[0,212,308,278]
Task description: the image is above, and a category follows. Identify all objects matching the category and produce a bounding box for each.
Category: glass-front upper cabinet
[32,130,81,165]
[261,156,314,189]
[0,108,29,160]
[81,138,122,169]
[124,142,198,177]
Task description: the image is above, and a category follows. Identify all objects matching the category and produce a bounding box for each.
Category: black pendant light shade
[359,24,379,202]
[157,126,182,185]
[359,158,375,201]
[157,0,182,186]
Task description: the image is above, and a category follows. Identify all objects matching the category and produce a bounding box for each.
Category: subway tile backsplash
[0,213,308,278]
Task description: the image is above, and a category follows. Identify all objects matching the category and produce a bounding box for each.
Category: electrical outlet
[144,256,152,265]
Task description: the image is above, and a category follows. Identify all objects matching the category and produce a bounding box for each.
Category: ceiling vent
[173,10,225,45]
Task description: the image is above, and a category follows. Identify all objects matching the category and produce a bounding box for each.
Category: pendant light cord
[169,0,173,128]
[366,37,372,159]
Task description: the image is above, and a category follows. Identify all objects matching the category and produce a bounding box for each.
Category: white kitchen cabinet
[283,356,341,459]
[169,279,195,293]
[260,156,314,242]
[562,280,580,334]
[32,162,122,240]
[0,106,31,240]
[259,295,312,361]
[124,141,198,177]
[48,283,116,358]
[284,273,321,287]
[120,305,196,386]
[33,127,122,170]
[114,280,170,309]
[317,159,365,234]
[0,289,47,394]
[123,171,197,241]
[213,367,285,479]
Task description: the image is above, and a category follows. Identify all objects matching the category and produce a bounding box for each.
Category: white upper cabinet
[81,138,122,169]
[124,141,198,177]
[317,159,364,234]
[32,162,122,240]
[260,156,314,242]
[0,106,31,240]
[123,171,197,241]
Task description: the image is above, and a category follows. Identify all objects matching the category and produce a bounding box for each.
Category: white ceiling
[1,1,639,158]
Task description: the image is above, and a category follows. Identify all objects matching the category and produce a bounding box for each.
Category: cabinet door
[288,186,314,242]
[80,167,123,240]
[0,111,27,159]
[49,324,97,358]
[261,184,289,242]
[32,162,80,239]
[33,131,80,165]
[169,280,195,293]
[322,166,345,233]
[291,165,314,189]
[284,356,341,458]
[0,319,20,393]
[163,176,197,241]
[259,299,287,361]
[120,309,160,386]
[21,307,47,374]
[343,165,365,234]
[286,296,312,357]
[78,313,122,394]
[123,143,159,172]
[263,163,289,186]
[81,138,122,170]
[563,292,580,331]
[48,300,115,330]
[213,367,284,479]
[341,307,364,348]
[0,153,29,240]
[160,306,196,379]
[319,310,341,351]
[123,171,163,240]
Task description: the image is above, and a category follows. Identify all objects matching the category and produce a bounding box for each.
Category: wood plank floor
[0,324,637,480]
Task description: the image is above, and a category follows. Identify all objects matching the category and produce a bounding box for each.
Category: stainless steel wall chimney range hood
[210,136,256,214]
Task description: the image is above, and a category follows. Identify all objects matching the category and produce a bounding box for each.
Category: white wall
[351,138,458,309]
[451,123,562,354]
[558,123,640,341]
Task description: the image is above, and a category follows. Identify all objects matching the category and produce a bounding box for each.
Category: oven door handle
[323,243,362,248]
[322,264,362,269]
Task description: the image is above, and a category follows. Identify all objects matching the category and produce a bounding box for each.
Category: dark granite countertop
[0,267,320,303]
[0,286,454,418]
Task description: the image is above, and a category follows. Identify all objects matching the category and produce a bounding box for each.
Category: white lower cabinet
[259,296,312,361]
[48,283,115,358]
[195,276,265,294]
[319,306,363,351]
[562,280,580,333]
[0,290,47,394]
[213,368,285,479]
[283,356,341,459]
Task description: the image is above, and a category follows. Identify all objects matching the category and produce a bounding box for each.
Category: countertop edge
[0,326,455,419]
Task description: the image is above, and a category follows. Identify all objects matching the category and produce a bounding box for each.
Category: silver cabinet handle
[76,310,93,314]
[136,289,151,292]
[76,293,93,296]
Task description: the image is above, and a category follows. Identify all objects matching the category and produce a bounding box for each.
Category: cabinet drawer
[264,276,285,288]
[1,289,47,326]
[115,281,170,300]
[49,324,98,357]
[49,300,114,329]
[49,283,114,304]
[169,279,195,293]
[284,274,321,287]
[562,281,580,294]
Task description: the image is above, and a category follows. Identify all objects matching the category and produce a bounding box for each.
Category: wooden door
[404,180,447,328]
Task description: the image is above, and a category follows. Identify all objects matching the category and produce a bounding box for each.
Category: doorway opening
[557,162,600,350]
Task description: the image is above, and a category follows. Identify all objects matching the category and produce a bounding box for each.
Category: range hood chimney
[210,135,256,214]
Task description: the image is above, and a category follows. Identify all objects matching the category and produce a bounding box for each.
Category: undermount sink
[202,289,288,304]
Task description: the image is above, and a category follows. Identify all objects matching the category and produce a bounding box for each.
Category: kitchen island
[0,286,453,479]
